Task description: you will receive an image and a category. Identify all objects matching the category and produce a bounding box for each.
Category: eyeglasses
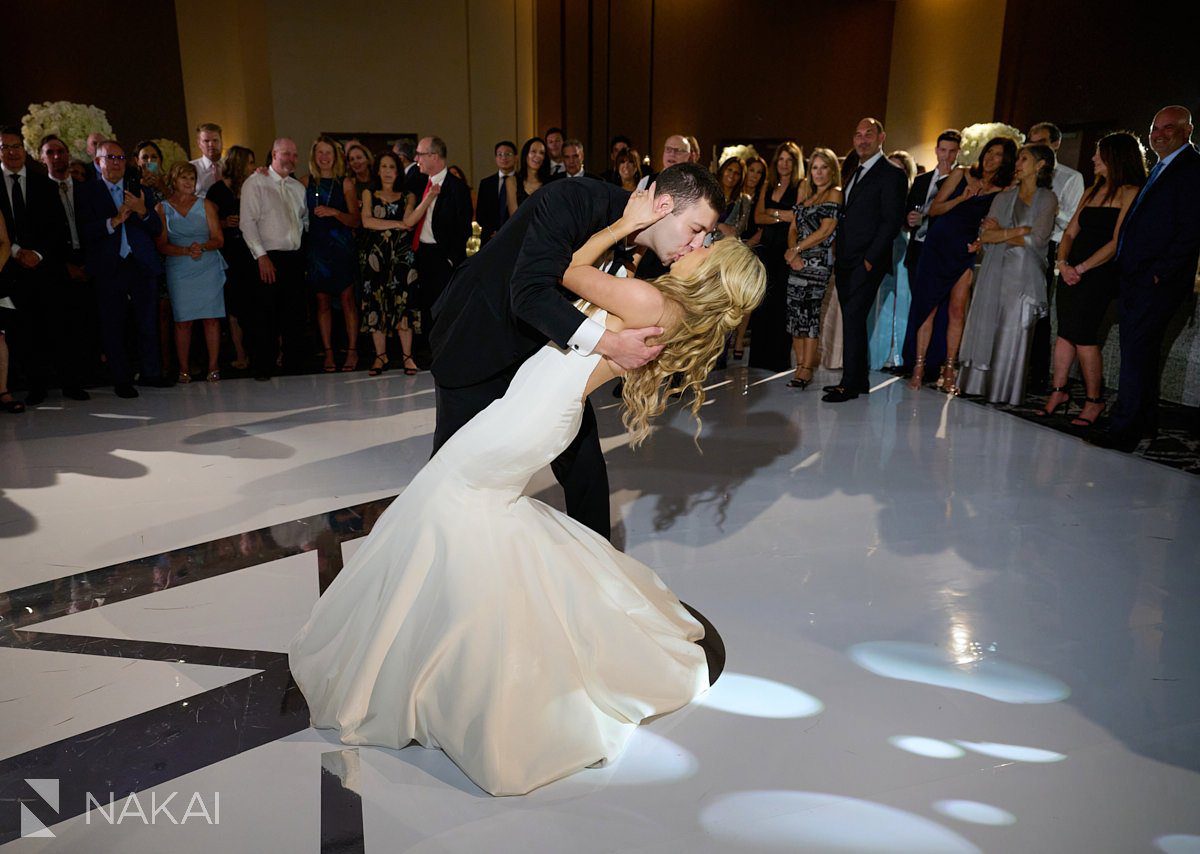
[100,154,127,161]
[415,151,434,157]
[663,146,689,156]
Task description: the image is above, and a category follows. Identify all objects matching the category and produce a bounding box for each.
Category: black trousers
[8,267,89,391]
[835,260,889,393]
[248,249,307,376]
[416,242,454,319]
[1109,272,1193,438]
[95,256,160,384]
[433,371,612,542]
[1027,240,1058,389]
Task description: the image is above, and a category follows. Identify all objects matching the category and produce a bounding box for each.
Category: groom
[430,164,724,541]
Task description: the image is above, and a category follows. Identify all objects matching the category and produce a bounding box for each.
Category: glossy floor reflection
[1,364,1198,852]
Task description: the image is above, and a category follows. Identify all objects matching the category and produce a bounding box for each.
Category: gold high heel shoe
[907,356,926,390]
[940,360,960,396]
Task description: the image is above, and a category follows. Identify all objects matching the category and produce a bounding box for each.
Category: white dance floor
[1,364,1198,853]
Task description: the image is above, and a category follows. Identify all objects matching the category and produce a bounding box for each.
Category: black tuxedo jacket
[1117,143,1200,286]
[431,177,630,388]
[836,157,908,270]
[0,169,69,277]
[76,176,163,278]
[416,172,473,265]
[475,172,513,243]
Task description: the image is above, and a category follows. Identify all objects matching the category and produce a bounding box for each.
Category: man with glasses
[475,140,517,245]
[636,134,692,192]
[0,126,72,406]
[411,136,472,318]
[77,139,166,398]
[430,162,724,542]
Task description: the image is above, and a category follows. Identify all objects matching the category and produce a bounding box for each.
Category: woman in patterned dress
[783,148,843,389]
[358,152,422,376]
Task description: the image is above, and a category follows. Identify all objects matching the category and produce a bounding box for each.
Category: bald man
[239,137,309,379]
[1091,105,1200,452]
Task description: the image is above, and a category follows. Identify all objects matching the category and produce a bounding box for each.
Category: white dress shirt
[549,159,566,175]
[915,166,953,243]
[239,166,308,258]
[1,165,42,261]
[190,155,222,196]
[419,168,448,245]
[843,149,884,203]
[1049,162,1085,243]
[47,173,81,250]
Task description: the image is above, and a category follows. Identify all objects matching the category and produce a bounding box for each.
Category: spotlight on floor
[848,641,1070,704]
[954,740,1066,763]
[889,736,966,759]
[578,730,699,785]
[701,790,981,853]
[694,672,823,719]
[933,799,1017,826]
[1156,834,1200,853]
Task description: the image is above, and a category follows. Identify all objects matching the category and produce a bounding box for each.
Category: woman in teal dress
[303,136,361,372]
[154,162,227,382]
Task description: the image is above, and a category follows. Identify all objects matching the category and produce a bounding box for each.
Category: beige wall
[175,0,277,161]
[176,0,534,186]
[884,0,1008,171]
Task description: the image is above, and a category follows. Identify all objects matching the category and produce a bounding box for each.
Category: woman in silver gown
[956,145,1059,403]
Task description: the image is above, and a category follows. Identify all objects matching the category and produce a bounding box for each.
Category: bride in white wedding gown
[288,195,766,796]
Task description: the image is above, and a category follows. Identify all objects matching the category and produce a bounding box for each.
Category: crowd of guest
[1,106,1197,452]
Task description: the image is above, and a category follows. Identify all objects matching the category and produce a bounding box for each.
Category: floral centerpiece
[958,122,1024,165]
[717,144,763,166]
[153,138,190,171]
[21,101,112,160]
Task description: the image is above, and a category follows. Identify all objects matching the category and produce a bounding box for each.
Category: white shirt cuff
[567,317,606,356]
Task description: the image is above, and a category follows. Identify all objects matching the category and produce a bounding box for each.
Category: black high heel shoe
[787,364,814,389]
[401,350,418,376]
[1071,395,1106,427]
[368,353,390,377]
[1035,385,1072,417]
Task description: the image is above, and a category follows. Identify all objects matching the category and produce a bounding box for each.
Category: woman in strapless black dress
[1042,132,1146,427]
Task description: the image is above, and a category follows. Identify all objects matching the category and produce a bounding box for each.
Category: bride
[288,191,766,796]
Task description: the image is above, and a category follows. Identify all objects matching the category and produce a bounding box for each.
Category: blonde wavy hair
[620,238,766,448]
[308,135,346,180]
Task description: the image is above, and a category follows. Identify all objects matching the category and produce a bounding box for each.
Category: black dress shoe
[822,387,860,403]
[63,387,91,401]
[822,384,841,393]
[114,383,139,399]
[24,388,47,406]
[1086,430,1139,453]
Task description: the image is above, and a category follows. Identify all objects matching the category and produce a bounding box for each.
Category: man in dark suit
[430,163,724,541]
[898,129,960,372]
[475,140,517,245]
[77,139,165,398]
[1091,106,1200,452]
[38,134,93,400]
[412,136,473,318]
[561,139,601,181]
[823,118,908,402]
[0,125,72,405]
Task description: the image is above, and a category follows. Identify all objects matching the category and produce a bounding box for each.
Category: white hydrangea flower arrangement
[21,101,113,160]
[154,138,190,170]
[959,122,1025,165]
[717,144,763,165]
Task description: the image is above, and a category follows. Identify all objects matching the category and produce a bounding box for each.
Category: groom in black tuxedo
[430,164,725,541]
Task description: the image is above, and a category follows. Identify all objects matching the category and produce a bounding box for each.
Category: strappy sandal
[939,360,960,396]
[0,390,26,414]
[1035,385,1072,417]
[1071,395,1106,427]
[907,356,926,390]
[787,364,815,389]
[322,348,337,373]
[368,353,390,377]
[401,350,418,376]
[178,371,192,384]
[341,348,358,372]
[207,370,220,383]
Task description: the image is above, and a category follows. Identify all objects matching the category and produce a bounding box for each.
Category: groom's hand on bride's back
[595,327,665,371]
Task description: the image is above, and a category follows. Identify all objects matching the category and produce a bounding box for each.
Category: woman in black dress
[206,145,256,371]
[749,142,803,371]
[1043,132,1146,426]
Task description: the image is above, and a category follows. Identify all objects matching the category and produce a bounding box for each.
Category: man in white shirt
[239,137,308,380]
[413,136,473,315]
[1026,121,1085,391]
[189,123,224,196]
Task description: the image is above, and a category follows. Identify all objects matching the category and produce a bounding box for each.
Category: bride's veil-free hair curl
[620,238,766,448]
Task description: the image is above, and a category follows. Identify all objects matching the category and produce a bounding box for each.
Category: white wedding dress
[288,310,710,796]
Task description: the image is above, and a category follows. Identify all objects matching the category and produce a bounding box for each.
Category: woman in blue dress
[902,137,1015,390]
[868,151,916,371]
[155,162,227,383]
[303,136,361,372]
